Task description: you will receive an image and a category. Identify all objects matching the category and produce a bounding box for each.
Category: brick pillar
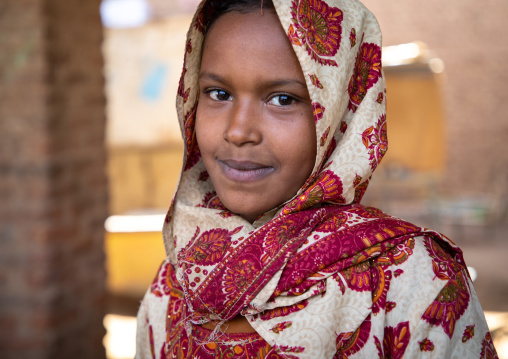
[0,0,108,358]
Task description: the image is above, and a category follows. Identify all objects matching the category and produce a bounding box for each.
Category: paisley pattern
[480,332,499,359]
[289,0,343,66]
[462,324,475,343]
[362,114,388,170]
[419,338,435,352]
[348,41,382,112]
[374,321,411,359]
[136,0,496,358]
[422,237,470,338]
[335,315,371,358]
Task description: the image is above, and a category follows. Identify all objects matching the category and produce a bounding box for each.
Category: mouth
[218,159,274,183]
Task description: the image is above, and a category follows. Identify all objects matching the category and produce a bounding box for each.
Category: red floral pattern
[180,226,242,266]
[198,170,209,182]
[150,262,172,297]
[362,114,387,170]
[419,338,435,352]
[289,0,343,66]
[374,322,411,359]
[309,74,324,89]
[270,321,293,334]
[376,238,415,267]
[348,41,382,112]
[462,324,475,343]
[183,102,200,170]
[422,238,470,338]
[256,301,309,321]
[370,267,392,315]
[197,192,227,210]
[342,261,371,292]
[349,28,357,48]
[312,101,325,123]
[320,126,330,147]
[282,170,345,214]
[335,315,371,358]
[480,332,499,359]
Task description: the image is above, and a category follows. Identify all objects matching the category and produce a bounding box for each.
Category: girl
[136,0,497,358]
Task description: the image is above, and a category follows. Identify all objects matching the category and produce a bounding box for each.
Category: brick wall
[0,0,108,357]
[362,0,508,194]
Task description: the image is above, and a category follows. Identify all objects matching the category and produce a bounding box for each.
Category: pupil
[280,95,292,105]
[217,90,229,100]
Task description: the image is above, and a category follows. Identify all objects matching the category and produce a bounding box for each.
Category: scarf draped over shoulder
[136,1,498,358]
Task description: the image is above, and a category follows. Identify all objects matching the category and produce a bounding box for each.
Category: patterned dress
[136,0,498,358]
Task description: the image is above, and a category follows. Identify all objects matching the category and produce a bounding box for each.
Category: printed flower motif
[394,269,404,277]
[342,261,371,292]
[422,239,471,338]
[339,122,348,134]
[371,267,392,315]
[149,325,156,359]
[270,321,293,334]
[350,28,357,48]
[386,301,396,312]
[150,262,172,297]
[197,192,227,210]
[261,218,302,263]
[223,255,262,294]
[282,170,345,214]
[309,74,324,89]
[376,238,415,267]
[462,325,475,343]
[376,91,384,104]
[336,315,371,358]
[278,345,305,353]
[320,126,330,146]
[198,171,209,182]
[289,0,343,66]
[182,226,242,265]
[348,41,382,112]
[315,211,348,233]
[177,40,193,103]
[480,332,499,358]
[324,137,337,162]
[374,321,411,359]
[183,102,201,170]
[218,211,233,218]
[362,114,388,170]
[353,178,369,203]
[177,67,190,103]
[257,301,309,321]
[419,338,435,352]
[312,101,325,123]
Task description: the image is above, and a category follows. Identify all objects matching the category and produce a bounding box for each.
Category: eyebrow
[199,71,308,89]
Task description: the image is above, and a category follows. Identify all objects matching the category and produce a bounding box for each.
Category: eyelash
[205,89,298,107]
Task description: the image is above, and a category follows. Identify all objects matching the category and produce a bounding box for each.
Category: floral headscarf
[166,0,386,271]
[150,0,493,358]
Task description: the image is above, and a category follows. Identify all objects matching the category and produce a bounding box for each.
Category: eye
[208,89,232,101]
[268,94,296,107]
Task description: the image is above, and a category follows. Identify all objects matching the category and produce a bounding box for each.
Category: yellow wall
[105,231,166,297]
[382,70,445,172]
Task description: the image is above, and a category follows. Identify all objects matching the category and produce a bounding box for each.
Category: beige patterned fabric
[136,1,497,358]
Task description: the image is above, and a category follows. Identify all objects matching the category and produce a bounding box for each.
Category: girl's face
[196,10,316,223]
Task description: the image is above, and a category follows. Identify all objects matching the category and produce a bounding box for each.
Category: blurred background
[1,0,507,358]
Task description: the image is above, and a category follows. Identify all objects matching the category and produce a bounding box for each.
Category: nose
[223,99,262,146]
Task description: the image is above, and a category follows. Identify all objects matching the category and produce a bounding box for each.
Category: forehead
[200,10,304,82]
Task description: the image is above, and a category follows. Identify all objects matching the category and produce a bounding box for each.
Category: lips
[218,159,274,183]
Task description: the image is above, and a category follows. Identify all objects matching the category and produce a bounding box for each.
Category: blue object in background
[140,64,167,101]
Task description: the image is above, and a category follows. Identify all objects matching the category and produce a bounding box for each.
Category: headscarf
[161,0,464,357]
